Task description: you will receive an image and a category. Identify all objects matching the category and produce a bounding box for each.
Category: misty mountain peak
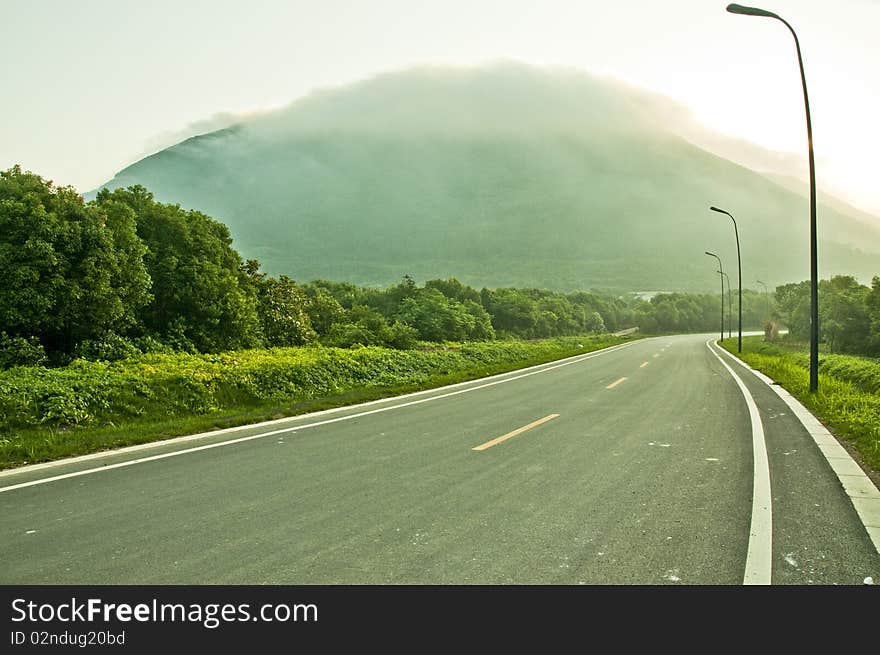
[97,63,880,292]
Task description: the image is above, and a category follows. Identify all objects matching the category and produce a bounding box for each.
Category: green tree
[866,276,880,355]
[397,289,482,342]
[302,285,347,336]
[425,277,482,304]
[323,305,389,347]
[775,281,811,341]
[0,166,151,355]
[584,311,606,333]
[247,269,316,347]
[483,288,539,337]
[308,279,363,309]
[819,276,870,354]
[95,185,261,352]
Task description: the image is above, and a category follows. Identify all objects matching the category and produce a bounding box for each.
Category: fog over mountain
[92,62,880,292]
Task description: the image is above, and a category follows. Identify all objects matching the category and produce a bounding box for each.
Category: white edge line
[706,338,773,585]
[0,339,643,493]
[714,340,880,556]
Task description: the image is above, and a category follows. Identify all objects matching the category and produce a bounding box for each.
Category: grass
[719,335,880,475]
[0,335,634,470]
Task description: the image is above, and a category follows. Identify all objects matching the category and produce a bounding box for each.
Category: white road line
[716,343,880,555]
[0,340,642,494]
[706,338,772,585]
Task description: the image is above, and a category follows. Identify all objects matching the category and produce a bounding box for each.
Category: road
[1,333,878,584]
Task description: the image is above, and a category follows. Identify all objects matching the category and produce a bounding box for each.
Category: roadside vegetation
[720,336,880,475]
[0,336,629,469]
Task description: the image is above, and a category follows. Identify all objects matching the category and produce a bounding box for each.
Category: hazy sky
[2,0,878,215]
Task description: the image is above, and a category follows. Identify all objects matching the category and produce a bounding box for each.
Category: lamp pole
[710,206,741,352]
[726,3,818,391]
[705,251,725,342]
[720,271,732,339]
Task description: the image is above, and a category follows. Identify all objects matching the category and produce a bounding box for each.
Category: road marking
[0,341,643,494]
[652,354,660,358]
[640,362,650,368]
[716,341,880,556]
[472,414,559,452]
[606,377,627,389]
[706,338,772,585]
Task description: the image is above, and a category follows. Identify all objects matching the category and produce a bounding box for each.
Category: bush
[324,323,381,348]
[381,322,419,350]
[132,334,177,355]
[0,332,47,368]
[0,336,625,434]
[73,332,142,361]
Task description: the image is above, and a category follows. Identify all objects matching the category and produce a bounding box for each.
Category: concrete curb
[715,343,880,556]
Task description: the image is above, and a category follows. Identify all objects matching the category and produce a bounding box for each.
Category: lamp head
[726,4,779,19]
[705,251,717,257]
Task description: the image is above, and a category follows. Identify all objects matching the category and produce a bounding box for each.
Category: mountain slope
[94,63,880,292]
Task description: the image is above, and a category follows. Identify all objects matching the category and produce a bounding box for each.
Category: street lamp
[726,3,818,392]
[705,251,725,342]
[720,270,732,339]
[710,206,742,352]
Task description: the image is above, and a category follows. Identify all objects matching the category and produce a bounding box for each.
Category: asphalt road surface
[2,334,878,584]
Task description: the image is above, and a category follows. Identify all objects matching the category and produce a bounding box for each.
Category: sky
[2,0,879,216]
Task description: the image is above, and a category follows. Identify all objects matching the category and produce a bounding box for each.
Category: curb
[715,342,880,556]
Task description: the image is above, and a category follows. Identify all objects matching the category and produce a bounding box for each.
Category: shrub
[73,332,142,362]
[0,332,47,368]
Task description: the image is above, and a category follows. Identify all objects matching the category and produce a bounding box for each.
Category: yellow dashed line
[472,414,560,452]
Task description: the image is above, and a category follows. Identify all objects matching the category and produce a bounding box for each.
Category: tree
[302,285,347,336]
[867,276,880,356]
[323,305,388,347]
[397,289,488,342]
[483,288,539,337]
[0,166,151,355]
[308,279,363,309]
[585,311,606,333]
[252,273,316,347]
[775,281,811,341]
[95,185,261,353]
[819,276,870,354]
[425,277,482,304]
[569,291,626,333]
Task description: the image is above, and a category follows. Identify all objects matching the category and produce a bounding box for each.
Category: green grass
[719,336,880,474]
[0,335,633,470]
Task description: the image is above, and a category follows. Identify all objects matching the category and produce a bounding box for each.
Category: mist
[97,62,880,294]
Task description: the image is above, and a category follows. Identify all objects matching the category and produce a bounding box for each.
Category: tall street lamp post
[720,271,732,339]
[710,206,742,352]
[726,3,818,391]
[705,251,725,342]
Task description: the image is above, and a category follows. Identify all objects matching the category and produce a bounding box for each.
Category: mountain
[92,62,880,293]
